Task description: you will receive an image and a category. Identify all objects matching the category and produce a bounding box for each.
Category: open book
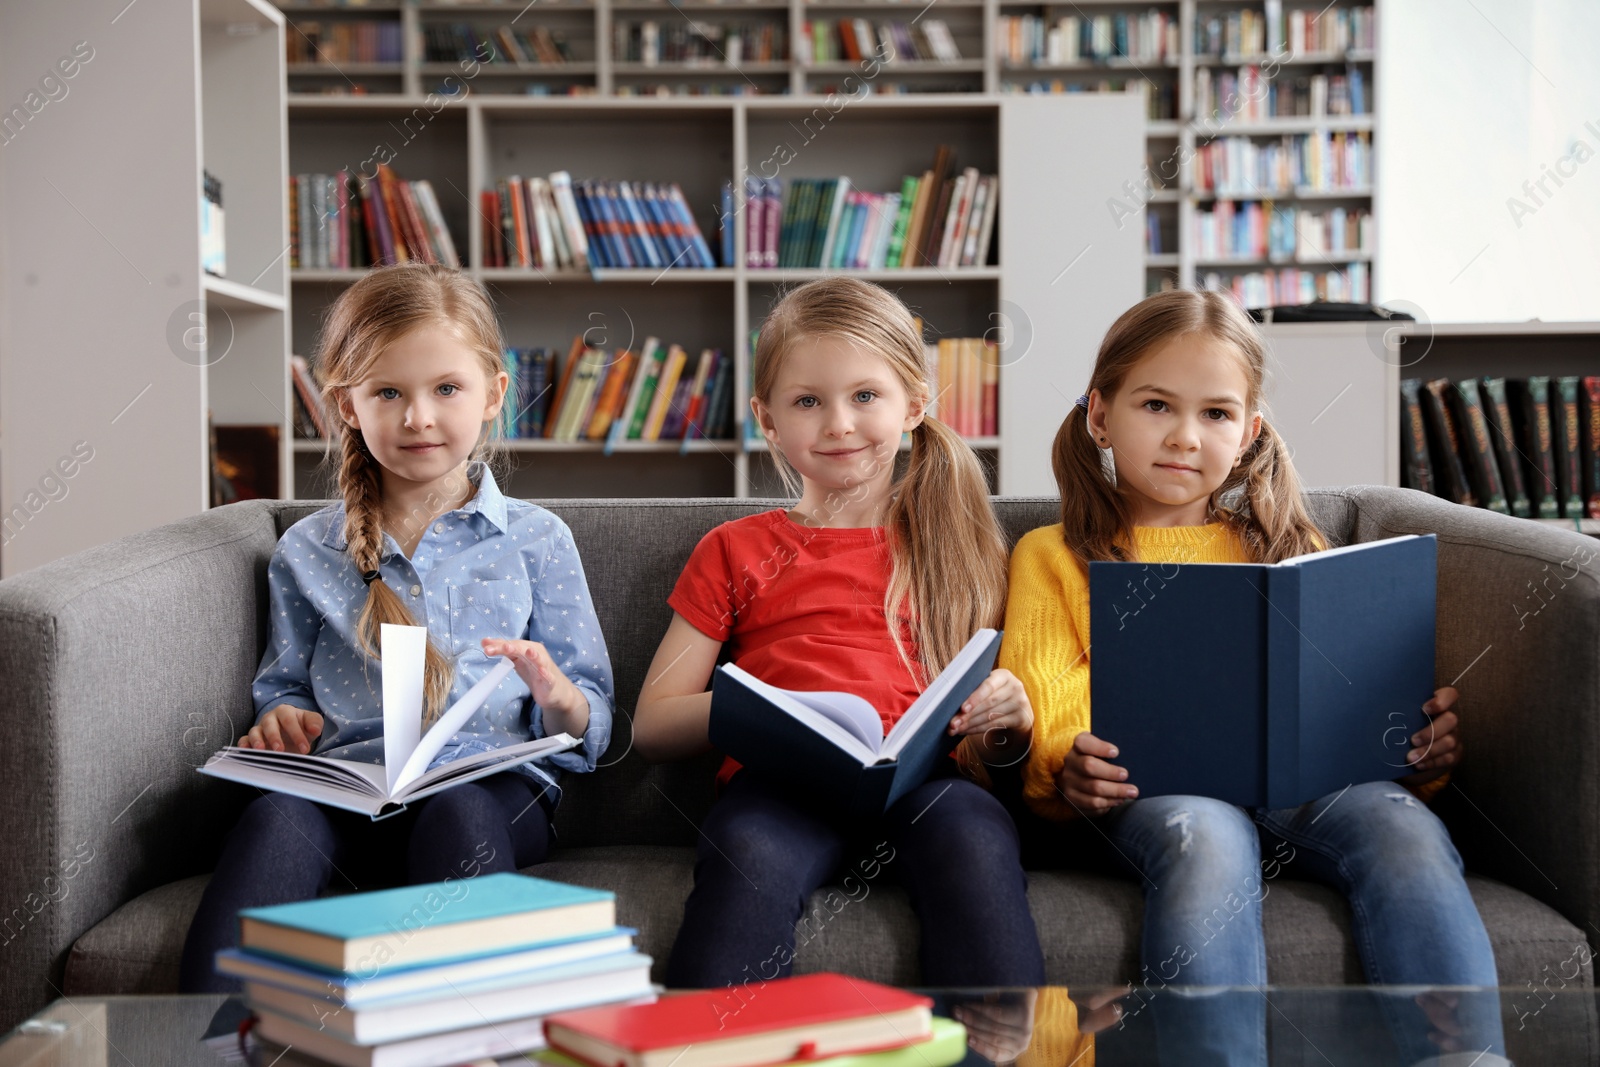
[200,624,579,818]
[709,629,1001,815]
[1090,534,1437,809]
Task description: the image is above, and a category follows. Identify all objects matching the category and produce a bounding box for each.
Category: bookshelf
[283,90,1145,500]
[276,1,1378,305]
[0,0,290,577]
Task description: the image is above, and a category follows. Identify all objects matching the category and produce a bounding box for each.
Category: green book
[807,179,838,267]
[776,178,803,269]
[884,175,918,268]
[1555,375,1585,519]
[790,180,820,268]
[1480,376,1531,517]
[626,343,665,440]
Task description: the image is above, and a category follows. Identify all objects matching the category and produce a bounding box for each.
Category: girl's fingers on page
[278,713,309,754]
[259,717,283,752]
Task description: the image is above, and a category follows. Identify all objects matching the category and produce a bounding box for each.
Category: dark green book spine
[1480,377,1531,517]
[1555,376,1585,519]
[1512,376,1560,518]
[1449,379,1509,514]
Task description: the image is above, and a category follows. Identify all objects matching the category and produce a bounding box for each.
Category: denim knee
[1114,795,1260,885]
[232,794,335,857]
[1330,781,1465,880]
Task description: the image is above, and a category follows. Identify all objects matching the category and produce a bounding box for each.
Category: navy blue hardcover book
[709,629,1001,816]
[1089,534,1436,809]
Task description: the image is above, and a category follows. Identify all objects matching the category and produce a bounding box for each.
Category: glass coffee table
[1,986,1589,1065]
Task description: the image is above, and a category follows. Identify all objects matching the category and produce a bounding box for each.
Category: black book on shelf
[1480,377,1532,518]
[1553,376,1586,520]
[1418,378,1476,507]
[1509,376,1561,519]
[1398,378,1434,495]
[1446,378,1509,514]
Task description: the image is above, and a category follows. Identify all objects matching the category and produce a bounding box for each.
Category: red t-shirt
[668,509,923,784]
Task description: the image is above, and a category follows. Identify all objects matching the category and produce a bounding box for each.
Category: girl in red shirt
[634,277,1045,987]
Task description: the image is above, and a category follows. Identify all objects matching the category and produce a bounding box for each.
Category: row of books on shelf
[481,175,715,272]
[613,21,784,65]
[738,163,997,271]
[995,10,1177,67]
[1403,377,1600,520]
[1186,204,1371,262]
[508,338,737,443]
[1196,65,1369,122]
[424,23,576,65]
[801,19,963,64]
[927,335,999,438]
[1195,4,1375,61]
[1199,263,1369,307]
[1191,131,1372,197]
[286,20,404,65]
[290,166,460,271]
[1003,77,1177,120]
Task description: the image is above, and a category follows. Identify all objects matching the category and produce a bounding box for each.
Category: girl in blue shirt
[179,264,614,993]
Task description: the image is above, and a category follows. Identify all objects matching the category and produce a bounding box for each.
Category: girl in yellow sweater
[1002,290,1501,1060]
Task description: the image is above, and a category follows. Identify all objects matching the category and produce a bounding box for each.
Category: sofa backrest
[264,494,1358,847]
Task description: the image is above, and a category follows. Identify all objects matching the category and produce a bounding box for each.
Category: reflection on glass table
[5,985,1596,1066]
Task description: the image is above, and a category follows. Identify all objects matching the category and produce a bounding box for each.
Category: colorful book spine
[1420,378,1476,507]
[1448,379,1508,515]
[1512,376,1561,519]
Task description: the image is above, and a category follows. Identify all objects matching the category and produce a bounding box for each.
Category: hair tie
[1075,394,1090,410]
[361,570,381,585]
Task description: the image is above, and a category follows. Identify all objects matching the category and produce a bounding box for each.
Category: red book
[544,974,932,1067]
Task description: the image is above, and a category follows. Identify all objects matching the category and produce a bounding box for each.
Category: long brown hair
[313,263,509,722]
[1053,289,1324,564]
[753,277,1007,681]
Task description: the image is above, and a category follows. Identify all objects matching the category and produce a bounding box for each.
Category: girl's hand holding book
[1397,686,1463,786]
[481,637,591,736]
[1056,731,1138,815]
[238,705,324,754]
[950,668,1034,765]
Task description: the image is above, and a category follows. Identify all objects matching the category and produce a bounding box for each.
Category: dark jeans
[178,772,554,993]
[663,768,1045,989]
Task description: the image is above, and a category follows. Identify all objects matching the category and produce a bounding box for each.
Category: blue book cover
[667,182,716,267]
[642,182,686,266]
[709,630,1000,816]
[1088,535,1436,809]
[571,185,608,269]
[592,183,634,268]
[615,182,661,269]
[719,180,735,268]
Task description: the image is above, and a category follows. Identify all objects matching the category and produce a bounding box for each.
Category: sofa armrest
[0,501,282,1029]
[1314,486,1600,945]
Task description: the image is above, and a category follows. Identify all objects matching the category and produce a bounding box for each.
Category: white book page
[400,732,578,796]
[381,624,428,794]
[393,659,518,794]
[780,691,883,752]
[881,628,996,761]
[1277,534,1419,566]
[720,664,880,763]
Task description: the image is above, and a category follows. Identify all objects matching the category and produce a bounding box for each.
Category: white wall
[1378,0,1600,323]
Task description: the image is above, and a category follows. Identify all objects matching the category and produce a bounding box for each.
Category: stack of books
[502,335,735,444]
[1402,375,1600,520]
[223,873,653,1067]
[538,973,968,1067]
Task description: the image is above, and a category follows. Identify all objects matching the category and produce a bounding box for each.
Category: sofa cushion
[62,853,1590,995]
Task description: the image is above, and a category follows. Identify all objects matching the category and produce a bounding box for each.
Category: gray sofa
[1,487,1597,1033]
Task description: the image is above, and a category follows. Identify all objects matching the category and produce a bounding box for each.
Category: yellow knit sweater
[1002,522,1447,821]
[1004,522,1248,820]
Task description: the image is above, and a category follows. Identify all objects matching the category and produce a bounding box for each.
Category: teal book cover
[239,873,613,940]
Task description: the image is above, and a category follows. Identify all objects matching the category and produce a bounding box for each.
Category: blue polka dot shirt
[250,462,614,806]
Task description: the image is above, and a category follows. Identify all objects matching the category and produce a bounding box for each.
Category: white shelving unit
[284,91,1145,500]
[0,0,289,577]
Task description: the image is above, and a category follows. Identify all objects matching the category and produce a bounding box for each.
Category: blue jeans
[178,773,554,993]
[1095,781,1504,1061]
[664,769,1045,988]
